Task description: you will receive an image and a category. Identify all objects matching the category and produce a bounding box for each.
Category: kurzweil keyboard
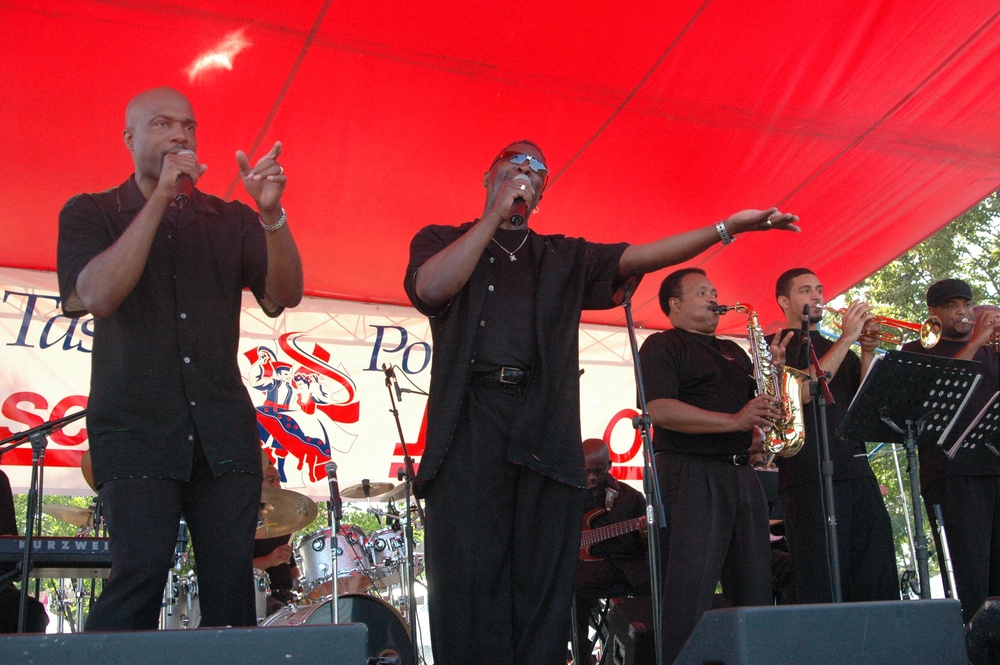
[0,536,111,578]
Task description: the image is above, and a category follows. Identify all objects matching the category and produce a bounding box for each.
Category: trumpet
[819,306,942,348]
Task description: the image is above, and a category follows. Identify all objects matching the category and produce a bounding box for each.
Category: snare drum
[161,572,199,630]
[262,593,412,665]
[295,524,372,598]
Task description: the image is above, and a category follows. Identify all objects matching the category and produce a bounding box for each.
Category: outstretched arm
[616,208,800,277]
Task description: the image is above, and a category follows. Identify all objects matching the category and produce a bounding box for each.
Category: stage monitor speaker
[968,597,1000,665]
[0,623,369,665]
[675,599,965,665]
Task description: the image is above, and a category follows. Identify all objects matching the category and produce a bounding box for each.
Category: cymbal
[81,450,96,492]
[256,487,318,539]
[42,503,94,527]
[341,481,394,500]
[378,483,414,503]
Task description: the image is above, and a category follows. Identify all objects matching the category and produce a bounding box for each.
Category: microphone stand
[0,409,88,632]
[382,364,424,665]
[620,291,666,665]
[801,333,843,602]
[325,461,342,623]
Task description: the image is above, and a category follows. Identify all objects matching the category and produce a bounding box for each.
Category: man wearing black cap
[901,278,1000,622]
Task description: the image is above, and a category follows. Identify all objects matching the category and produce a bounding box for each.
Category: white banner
[0,267,656,498]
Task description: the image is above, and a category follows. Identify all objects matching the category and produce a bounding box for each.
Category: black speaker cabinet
[968,597,1000,665]
[0,623,369,665]
[675,599,965,665]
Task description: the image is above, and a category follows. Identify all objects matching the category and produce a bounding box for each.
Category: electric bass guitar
[579,508,647,562]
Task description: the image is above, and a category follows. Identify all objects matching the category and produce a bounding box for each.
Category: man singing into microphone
[57,87,303,630]
[404,140,799,664]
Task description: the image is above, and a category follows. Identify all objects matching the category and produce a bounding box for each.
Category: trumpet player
[907,279,1000,623]
[768,268,899,604]
[638,268,793,665]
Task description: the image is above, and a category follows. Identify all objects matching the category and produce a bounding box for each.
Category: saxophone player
[766,268,899,604]
[638,268,793,665]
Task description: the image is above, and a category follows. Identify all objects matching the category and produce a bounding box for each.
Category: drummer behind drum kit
[141,477,422,665]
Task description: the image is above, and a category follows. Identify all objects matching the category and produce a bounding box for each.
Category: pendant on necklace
[508,254,517,262]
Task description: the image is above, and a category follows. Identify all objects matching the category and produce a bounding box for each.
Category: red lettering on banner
[602,408,644,481]
[1,392,89,466]
[387,402,427,476]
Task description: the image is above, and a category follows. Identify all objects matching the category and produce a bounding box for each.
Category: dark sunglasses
[490,151,549,176]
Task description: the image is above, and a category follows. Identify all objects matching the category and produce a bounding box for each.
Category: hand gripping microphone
[173,149,196,209]
[509,174,530,227]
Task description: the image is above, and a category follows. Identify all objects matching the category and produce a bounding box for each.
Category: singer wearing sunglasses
[404,140,800,665]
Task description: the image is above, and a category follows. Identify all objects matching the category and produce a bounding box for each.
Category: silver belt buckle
[499,367,519,385]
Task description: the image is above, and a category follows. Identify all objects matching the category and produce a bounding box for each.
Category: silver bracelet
[715,220,735,245]
[260,208,287,233]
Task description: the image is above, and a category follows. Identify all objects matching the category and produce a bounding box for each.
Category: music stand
[837,350,982,599]
[947,391,1000,461]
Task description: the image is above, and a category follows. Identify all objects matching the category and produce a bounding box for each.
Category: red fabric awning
[4,1,1000,334]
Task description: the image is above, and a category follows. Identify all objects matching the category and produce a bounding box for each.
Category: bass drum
[262,593,412,665]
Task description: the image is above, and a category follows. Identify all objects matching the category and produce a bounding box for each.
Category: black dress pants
[422,383,584,665]
[84,450,261,631]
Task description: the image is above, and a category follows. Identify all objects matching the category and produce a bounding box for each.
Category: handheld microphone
[383,363,403,402]
[325,461,343,522]
[801,304,811,346]
[173,149,196,209]
[510,174,530,227]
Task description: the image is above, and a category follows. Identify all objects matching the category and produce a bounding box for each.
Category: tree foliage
[846,191,1000,323]
[845,190,999,590]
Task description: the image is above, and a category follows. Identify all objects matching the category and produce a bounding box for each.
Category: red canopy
[5,1,1000,334]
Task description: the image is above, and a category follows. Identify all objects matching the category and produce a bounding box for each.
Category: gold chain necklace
[491,231,530,261]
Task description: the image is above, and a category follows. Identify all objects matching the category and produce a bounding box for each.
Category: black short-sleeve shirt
[56,177,277,485]
[639,328,756,456]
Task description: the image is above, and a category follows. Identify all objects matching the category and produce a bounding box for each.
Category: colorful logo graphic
[245,332,360,482]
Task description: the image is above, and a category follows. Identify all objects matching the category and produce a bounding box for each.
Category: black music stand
[947,391,1000,461]
[838,350,981,600]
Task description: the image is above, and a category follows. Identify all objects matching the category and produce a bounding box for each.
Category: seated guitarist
[574,438,649,664]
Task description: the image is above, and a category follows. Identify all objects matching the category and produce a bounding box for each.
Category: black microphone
[382,363,403,402]
[801,304,811,346]
[362,478,371,499]
[325,460,343,522]
[510,174,530,227]
[173,149,195,208]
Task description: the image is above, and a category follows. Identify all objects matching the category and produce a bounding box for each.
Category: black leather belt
[718,453,752,466]
[471,367,530,387]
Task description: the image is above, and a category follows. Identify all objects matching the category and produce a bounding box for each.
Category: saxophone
[713,303,807,457]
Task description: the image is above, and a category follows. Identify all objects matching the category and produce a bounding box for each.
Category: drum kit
[37,451,423,663]
[78,476,424,664]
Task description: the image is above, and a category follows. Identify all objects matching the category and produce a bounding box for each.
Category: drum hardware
[256,487,318,539]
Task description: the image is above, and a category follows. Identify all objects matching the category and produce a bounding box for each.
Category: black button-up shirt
[57,177,277,486]
[405,221,631,487]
